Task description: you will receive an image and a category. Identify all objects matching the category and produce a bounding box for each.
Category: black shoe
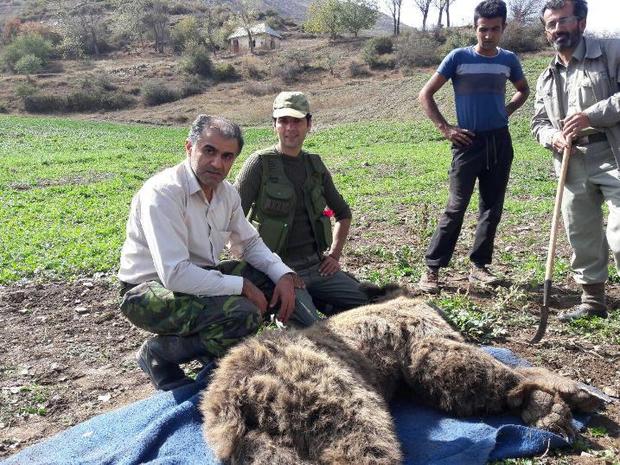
[136,335,208,391]
[137,339,193,391]
[558,304,608,322]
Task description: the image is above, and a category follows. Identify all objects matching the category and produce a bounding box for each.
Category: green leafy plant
[432,291,505,343]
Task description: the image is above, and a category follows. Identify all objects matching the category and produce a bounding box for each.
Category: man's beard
[551,30,582,51]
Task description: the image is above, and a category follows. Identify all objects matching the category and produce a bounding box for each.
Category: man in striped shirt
[418,0,529,293]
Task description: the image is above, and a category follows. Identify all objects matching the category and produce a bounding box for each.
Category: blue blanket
[2,348,585,465]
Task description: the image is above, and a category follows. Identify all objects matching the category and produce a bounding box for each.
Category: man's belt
[575,132,607,146]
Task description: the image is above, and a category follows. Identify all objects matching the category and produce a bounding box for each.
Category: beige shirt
[554,38,600,136]
[118,159,292,296]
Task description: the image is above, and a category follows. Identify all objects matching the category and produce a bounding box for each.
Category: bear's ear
[359,282,411,302]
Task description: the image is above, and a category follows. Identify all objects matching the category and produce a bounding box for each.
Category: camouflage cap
[272,91,310,119]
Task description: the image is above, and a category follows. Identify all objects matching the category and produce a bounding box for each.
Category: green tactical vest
[248,149,333,256]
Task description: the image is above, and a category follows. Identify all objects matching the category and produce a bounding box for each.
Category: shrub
[170,16,200,53]
[15,81,39,97]
[23,94,57,112]
[64,91,132,111]
[23,91,134,113]
[79,73,117,92]
[395,32,441,70]
[500,23,546,53]
[349,60,370,78]
[319,52,341,76]
[213,63,237,81]
[0,101,8,113]
[273,61,304,83]
[181,75,207,97]
[179,43,213,77]
[1,33,53,72]
[169,3,194,15]
[364,36,393,55]
[244,81,281,97]
[17,21,62,46]
[271,50,311,83]
[2,17,22,44]
[13,54,44,74]
[241,56,263,80]
[440,28,476,55]
[362,45,396,70]
[2,18,62,45]
[141,80,181,106]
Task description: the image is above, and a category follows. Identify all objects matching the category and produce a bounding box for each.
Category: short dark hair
[474,0,508,26]
[187,114,244,154]
[540,0,588,22]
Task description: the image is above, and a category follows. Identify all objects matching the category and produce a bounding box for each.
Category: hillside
[259,0,405,35]
[0,0,401,35]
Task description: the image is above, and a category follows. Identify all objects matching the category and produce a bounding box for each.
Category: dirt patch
[0,277,152,456]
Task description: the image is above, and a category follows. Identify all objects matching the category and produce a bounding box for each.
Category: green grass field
[4,112,619,346]
[0,112,554,284]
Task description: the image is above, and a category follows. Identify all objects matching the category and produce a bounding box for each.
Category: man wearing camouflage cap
[118,114,316,391]
[235,91,369,316]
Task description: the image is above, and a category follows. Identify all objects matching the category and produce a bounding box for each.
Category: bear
[200,293,603,465]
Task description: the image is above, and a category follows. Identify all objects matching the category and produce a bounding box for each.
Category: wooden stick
[530,137,572,344]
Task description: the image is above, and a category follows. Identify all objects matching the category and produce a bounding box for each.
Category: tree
[508,0,543,24]
[201,2,233,56]
[171,16,200,52]
[339,0,378,36]
[384,0,403,35]
[52,0,108,57]
[1,33,53,72]
[306,0,377,38]
[143,1,170,53]
[113,0,170,53]
[434,0,445,28]
[412,0,433,31]
[444,0,456,27]
[231,0,260,54]
[305,0,343,39]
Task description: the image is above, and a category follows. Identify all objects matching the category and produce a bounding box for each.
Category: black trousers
[425,126,514,269]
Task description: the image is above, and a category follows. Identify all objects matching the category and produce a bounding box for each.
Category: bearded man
[531,0,620,321]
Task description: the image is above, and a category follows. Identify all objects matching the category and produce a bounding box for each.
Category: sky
[392,0,619,34]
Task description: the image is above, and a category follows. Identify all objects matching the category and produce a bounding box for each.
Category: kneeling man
[118,115,315,391]
[235,91,369,316]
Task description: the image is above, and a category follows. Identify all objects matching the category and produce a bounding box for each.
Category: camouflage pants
[120,261,321,359]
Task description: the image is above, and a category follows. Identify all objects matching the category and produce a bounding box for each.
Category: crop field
[0,114,561,283]
[1,114,619,462]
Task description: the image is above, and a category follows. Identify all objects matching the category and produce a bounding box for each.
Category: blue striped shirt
[437,46,524,132]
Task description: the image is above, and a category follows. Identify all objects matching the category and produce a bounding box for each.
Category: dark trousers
[425,126,514,269]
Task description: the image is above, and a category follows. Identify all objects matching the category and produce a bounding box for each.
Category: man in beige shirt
[118,115,318,390]
[532,0,620,321]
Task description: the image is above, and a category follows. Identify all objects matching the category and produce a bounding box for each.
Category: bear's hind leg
[405,337,522,417]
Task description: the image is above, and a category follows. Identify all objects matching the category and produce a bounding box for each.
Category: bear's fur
[200,294,603,465]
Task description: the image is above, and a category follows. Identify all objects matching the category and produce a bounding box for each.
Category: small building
[227,23,283,54]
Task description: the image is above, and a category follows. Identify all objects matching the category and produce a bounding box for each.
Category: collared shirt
[531,36,620,160]
[118,159,292,296]
[554,38,600,136]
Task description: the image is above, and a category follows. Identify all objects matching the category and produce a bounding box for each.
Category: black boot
[136,335,209,391]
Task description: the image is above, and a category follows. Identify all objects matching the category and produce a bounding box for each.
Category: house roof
[227,23,283,40]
